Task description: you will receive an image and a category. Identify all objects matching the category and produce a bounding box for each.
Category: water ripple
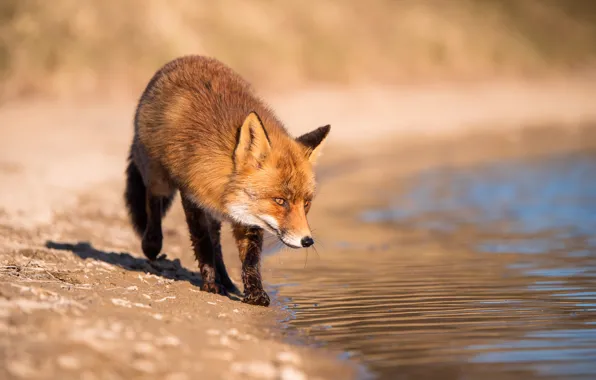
[273,152,596,379]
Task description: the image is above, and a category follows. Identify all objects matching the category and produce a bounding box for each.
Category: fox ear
[296,124,330,165]
[235,111,271,167]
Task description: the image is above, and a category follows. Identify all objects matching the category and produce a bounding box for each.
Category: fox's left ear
[235,111,271,168]
[296,125,331,165]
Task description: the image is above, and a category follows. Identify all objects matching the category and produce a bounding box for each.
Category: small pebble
[134,342,155,355]
[280,366,306,380]
[220,335,232,347]
[277,351,302,366]
[231,361,277,379]
[132,359,156,373]
[111,298,131,308]
[228,328,239,336]
[57,355,80,370]
[155,296,176,303]
[156,335,181,347]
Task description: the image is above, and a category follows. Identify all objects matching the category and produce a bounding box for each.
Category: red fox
[125,55,330,306]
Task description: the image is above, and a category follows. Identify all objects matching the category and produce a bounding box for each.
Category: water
[271,152,596,379]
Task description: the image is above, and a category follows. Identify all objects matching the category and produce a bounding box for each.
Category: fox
[125,55,330,306]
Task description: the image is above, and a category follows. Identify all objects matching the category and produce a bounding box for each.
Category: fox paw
[142,233,162,261]
[201,282,228,296]
[242,290,270,307]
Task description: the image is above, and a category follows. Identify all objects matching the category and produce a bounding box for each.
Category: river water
[271,151,596,379]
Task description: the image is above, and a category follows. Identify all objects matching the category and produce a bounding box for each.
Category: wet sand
[0,99,363,379]
[1,80,596,379]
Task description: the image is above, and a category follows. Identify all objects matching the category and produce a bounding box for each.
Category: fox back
[134,55,330,247]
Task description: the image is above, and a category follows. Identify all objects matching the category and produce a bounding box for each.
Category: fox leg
[128,140,175,260]
[204,215,239,294]
[140,185,176,260]
[181,194,226,295]
[232,224,270,307]
[141,193,165,260]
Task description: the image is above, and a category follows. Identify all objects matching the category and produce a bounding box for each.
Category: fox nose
[301,236,314,247]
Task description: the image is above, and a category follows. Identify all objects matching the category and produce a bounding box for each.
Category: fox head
[225,111,330,248]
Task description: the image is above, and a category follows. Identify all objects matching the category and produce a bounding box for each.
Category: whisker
[303,248,309,269]
[312,244,321,260]
[311,231,326,251]
[276,241,283,264]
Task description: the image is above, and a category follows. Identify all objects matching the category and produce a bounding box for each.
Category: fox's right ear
[234,111,271,168]
[296,124,331,165]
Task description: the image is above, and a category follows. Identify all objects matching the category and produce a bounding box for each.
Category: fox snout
[279,231,315,249]
[275,204,315,249]
[301,236,314,247]
[260,211,314,249]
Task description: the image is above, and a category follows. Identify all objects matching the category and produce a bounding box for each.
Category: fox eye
[304,200,311,208]
[274,198,286,206]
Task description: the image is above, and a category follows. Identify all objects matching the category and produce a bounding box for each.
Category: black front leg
[206,216,239,294]
[232,224,270,306]
[181,195,226,295]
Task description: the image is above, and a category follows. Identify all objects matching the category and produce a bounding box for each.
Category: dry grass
[1,0,596,100]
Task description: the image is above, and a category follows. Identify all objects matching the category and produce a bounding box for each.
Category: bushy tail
[125,156,149,237]
[124,154,176,237]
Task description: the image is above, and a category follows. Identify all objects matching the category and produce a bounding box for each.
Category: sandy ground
[1,78,596,379]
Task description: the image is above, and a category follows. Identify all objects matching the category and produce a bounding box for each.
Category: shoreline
[2,80,596,379]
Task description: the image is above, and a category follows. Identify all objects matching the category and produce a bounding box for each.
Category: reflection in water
[272,152,596,379]
[362,153,596,235]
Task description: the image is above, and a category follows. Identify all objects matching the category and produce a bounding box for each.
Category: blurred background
[2,1,596,380]
[1,0,596,100]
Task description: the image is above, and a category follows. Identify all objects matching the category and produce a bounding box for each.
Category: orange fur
[133,55,330,246]
[127,55,330,304]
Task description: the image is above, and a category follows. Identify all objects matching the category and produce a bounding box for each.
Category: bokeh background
[2,2,596,380]
[2,0,596,100]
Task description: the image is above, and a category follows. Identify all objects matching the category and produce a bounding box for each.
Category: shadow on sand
[45,240,242,300]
